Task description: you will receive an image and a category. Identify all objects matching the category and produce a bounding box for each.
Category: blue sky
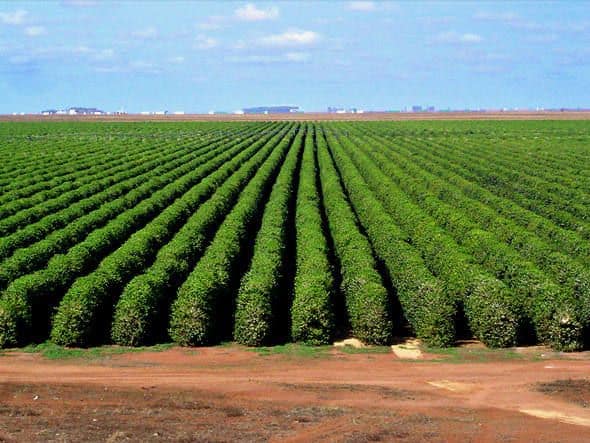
[0,1,589,113]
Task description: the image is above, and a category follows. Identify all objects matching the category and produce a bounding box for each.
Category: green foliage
[290,125,335,344]
[316,131,392,344]
[52,123,287,347]
[0,120,588,352]
[233,128,305,346]
[324,129,455,347]
[168,125,297,346]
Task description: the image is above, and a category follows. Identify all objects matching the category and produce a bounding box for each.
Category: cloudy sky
[0,1,589,113]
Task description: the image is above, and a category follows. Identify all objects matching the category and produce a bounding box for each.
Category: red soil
[1,346,589,442]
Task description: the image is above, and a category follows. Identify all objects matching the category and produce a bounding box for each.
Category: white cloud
[235,3,279,21]
[258,29,320,47]
[473,11,543,32]
[24,26,46,37]
[129,60,161,74]
[284,52,310,62]
[168,56,185,64]
[435,31,482,44]
[474,11,519,23]
[0,9,28,25]
[132,27,157,39]
[195,35,217,50]
[347,1,376,12]
[94,48,114,60]
[61,0,98,6]
[8,55,32,65]
[227,52,310,64]
[197,18,223,31]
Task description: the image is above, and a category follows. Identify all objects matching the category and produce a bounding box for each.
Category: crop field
[0,120,588,351]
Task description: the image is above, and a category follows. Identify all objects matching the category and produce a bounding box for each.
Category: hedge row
[0,138,116,194]
[0,141,120,207]
[290,125,335,344]
[0,139,162,222]
[358,128,590,350]
[0,128,244,261]
[0,125,263,291]
[440,135,589,222]
[50,123,289,347]
[336,129,520,348]
[323,130,455,346]
[0,122,248,191]
[232,127,304,346]
[111,123,295,346]
[316,131,393,345]
[0,123,282,347]
[384,133,590,268]
[414,135,590,239]
[168,125,297,346]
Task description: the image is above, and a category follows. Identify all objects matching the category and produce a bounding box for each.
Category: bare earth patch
[536,379,590,408]
[1,345,590,442]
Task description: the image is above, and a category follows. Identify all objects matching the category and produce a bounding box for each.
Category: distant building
[242,106,299,114]
[412,105,423,112]
[41,107,105,115]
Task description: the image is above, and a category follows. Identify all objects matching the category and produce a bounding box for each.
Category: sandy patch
[519,409,590,427]
[427,380,475,393]
[333,338,365,349]
[391,339,422,359]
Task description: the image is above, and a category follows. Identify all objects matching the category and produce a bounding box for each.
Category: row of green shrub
[438,134,589,223]
[50,123,288,347]
[0,139,164,224]
[290,125,335,344]
[0,123,281,348]
[415,135,590,240]
[111,123,294,346]
[323,130,455,347]
[168,125,297,346]
[0,122,249,193]
[316,131,393,345]
[0,137,121,199]
[386,133,590,269]
[356,127,589,349]
[232,127,304,346]
[0,129,246,262]
[335,128,520,348]
[0,125,265,292]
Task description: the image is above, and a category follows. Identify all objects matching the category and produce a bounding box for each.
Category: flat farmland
[0,120,589,351]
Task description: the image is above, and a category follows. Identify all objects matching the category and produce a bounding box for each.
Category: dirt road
[1,345,589,442]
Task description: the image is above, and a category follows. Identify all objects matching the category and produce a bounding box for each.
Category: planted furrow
[411,136,590,238]
[385,133,590,266]
[0,123,280,347]
[0,141,158,210]
[289,125,335,344]
[232,129,304,347]
[167,125,297,346]
[351,128,586,350]
[316,130,393,345]
[324,129,455,347]
[111,124,296,346]
[334,127,521,348]
[50,123,289,347]
[0,130,237,231]
[0,124,259,262]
